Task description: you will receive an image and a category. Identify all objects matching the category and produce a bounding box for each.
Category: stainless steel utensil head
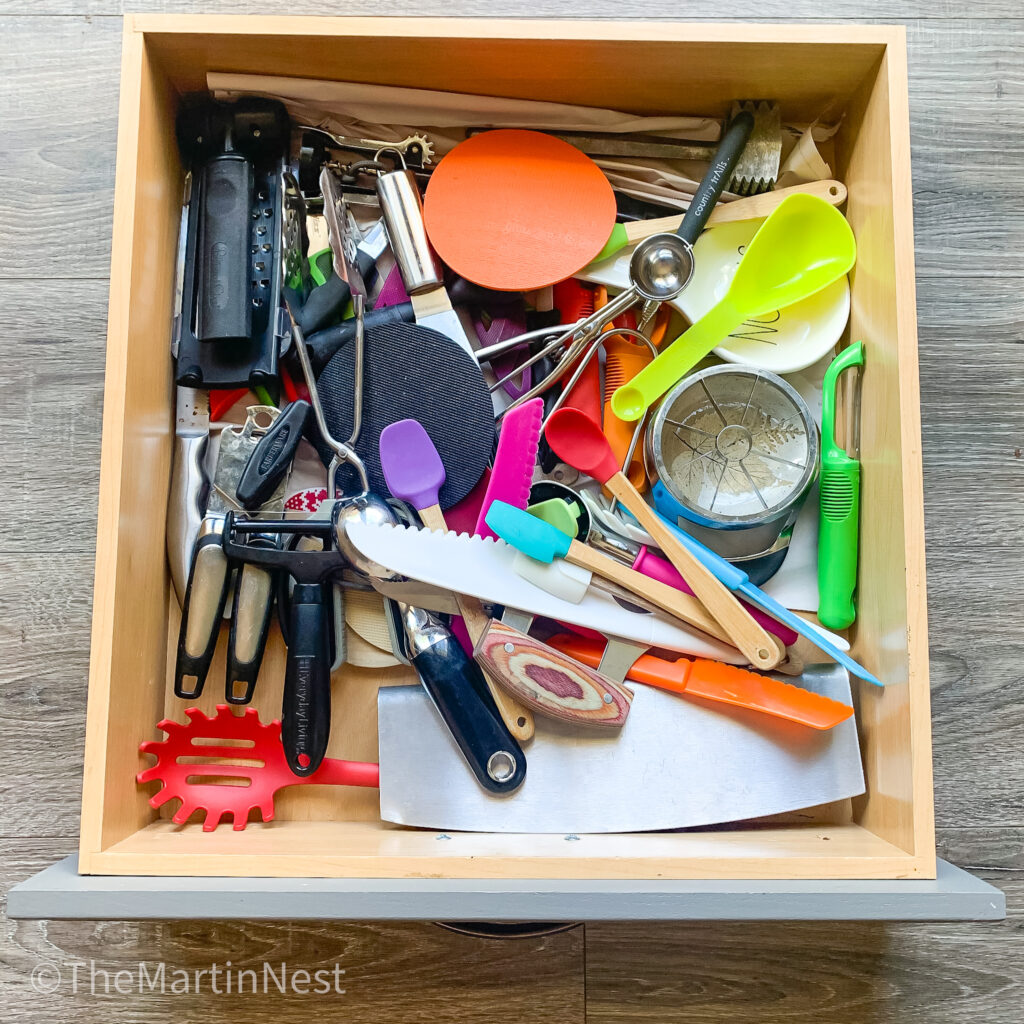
[650,365,818,525]
[331,491,404,582]
[281,170,312,301]
[729,100,782,196]
[320,166,368,300]
[629,233,694,302]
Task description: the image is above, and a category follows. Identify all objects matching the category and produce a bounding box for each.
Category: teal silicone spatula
[611,194,857,421]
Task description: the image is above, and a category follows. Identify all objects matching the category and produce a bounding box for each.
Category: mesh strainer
[647,366,818,576]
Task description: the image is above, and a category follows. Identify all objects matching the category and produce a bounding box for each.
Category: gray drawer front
[7,857,1005,922]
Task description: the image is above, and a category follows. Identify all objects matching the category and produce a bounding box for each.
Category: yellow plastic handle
[610,300,742,420]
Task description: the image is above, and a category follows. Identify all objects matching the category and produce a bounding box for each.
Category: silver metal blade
[168,387,211,605]
[357,218,389,263]
[378,664,864,833]
[169,172,191,360]
[174,386,209,436]
[410,289,475,357]
[371,580,462,616]
[343,520,743,662]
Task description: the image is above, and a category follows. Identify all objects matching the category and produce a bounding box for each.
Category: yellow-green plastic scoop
[611,193,857,421]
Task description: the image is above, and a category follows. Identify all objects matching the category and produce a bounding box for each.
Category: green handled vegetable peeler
[818,341,864,630]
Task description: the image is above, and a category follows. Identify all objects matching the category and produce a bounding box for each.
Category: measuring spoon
[611,193,858,421]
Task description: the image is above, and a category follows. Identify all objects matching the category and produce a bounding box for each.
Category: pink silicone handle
[632,547,798,647]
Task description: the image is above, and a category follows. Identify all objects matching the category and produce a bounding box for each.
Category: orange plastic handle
[547,633,854,730]
[602,334,653,493]
[549,632,693,693]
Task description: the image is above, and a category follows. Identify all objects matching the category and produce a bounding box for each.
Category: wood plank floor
[1,4,1021,1022]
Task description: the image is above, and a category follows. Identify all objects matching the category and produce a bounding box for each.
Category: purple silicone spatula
[378,419,536,740]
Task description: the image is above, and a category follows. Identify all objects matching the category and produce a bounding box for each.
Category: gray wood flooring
[1,4,1021,1022]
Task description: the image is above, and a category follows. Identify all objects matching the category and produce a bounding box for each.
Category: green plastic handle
[610,299,742,420]
[590,222,629,265]
[817,341,864,630]
[308,247,333,288]
[818,460,860,630]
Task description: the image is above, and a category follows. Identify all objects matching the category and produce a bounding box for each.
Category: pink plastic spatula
[474,397,544,540]
[138,705,379,832]
[378,418,535,740]
[543,408,782,671]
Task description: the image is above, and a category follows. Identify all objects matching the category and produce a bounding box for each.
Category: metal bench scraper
[376,664,864,833]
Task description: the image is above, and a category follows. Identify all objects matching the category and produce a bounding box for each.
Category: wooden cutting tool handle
[566,540,733,647]
[475,620,632,727]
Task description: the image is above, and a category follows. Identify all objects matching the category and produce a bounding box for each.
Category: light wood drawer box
[79,15,934,883]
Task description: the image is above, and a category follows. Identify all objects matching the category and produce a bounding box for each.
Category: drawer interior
[79,17,934,879]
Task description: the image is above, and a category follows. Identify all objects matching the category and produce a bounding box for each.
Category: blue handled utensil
[652,511,883,687]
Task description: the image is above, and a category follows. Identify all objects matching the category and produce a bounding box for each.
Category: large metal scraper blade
[378,664,864,833]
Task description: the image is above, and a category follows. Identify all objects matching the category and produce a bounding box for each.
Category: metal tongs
[475,232,686,420]
[282,169,367,494]
[477,289,638,418]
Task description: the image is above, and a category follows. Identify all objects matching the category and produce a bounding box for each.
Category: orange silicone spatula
[544,407,782,671]
[547,633,854,730]
[423,129,617,292]
[602,331,651,491]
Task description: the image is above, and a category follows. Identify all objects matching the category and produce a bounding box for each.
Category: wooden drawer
[79,15,934,882]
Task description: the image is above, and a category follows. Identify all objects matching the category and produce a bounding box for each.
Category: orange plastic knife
[547,633,854,730]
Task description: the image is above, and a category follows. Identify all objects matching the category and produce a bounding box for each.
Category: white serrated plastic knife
[348,521,744,662]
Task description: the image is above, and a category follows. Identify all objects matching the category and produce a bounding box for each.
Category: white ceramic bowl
[578,217,851,374]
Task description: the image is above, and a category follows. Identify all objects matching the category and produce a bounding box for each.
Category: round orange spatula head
[423,129,617,292]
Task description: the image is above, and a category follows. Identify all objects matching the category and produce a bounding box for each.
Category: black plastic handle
[174,525,231,699]
[536,355,563,473]
[305,302,415,372]
[447,277,524,309]
[294,246,381,335]
[197,153,253,342]
[413,635,526,795]
[294,271,351,335]
[225,556,276,705]
[676,109,755,246]
[351,246,379,291]
[236,400,310,510]
[281,582,333,776]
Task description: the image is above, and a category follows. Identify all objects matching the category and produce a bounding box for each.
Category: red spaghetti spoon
[137,705,379,831]
[544,408,781,671]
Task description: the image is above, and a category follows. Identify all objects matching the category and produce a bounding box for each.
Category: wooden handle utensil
[544,409,783,671]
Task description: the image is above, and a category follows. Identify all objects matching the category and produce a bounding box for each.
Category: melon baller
[646,365,819,585]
